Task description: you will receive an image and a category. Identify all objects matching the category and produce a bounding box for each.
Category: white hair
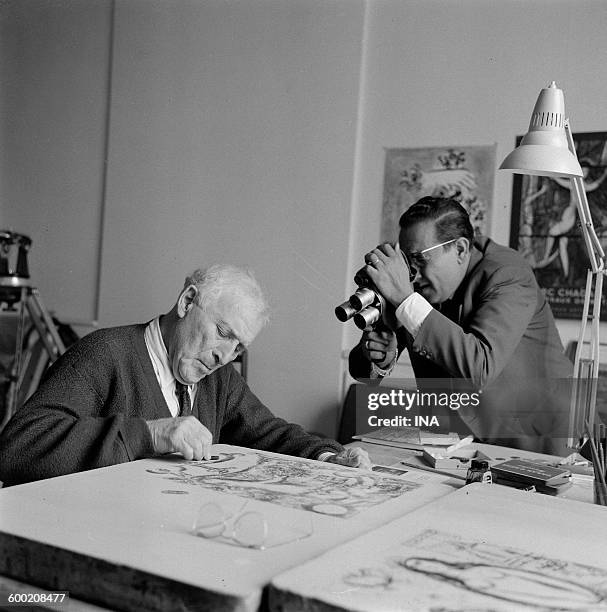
[184,264,270,328]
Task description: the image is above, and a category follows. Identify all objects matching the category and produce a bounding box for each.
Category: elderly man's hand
[326,447,372,470]
[146,416,214,461]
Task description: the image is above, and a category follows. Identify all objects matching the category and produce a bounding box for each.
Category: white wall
[2,0,607,438]
[0,0,366,435]
[98,0,365,434]
[0,0,112,324]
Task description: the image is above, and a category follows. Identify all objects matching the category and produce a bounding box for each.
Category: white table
[0,444,458,611]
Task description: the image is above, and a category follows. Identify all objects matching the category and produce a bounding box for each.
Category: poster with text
[509,132,607,319]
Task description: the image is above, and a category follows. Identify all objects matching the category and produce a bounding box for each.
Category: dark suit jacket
[349,237,573,454]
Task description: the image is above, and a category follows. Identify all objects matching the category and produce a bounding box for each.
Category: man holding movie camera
[347,196,573,455]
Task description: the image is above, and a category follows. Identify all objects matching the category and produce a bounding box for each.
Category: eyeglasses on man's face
[402,238,459,278]
[193,500,313,550]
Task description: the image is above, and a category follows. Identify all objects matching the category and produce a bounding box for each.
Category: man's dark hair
[399,196,474,243]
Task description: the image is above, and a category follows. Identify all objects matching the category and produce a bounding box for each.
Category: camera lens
[335,301,357,322]
[353,306,381,330]
[349,287,376,312]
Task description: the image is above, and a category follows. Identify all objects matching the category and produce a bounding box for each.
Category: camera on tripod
[335,267,386,330]
[0,230,66,431]
[0,230,31,285]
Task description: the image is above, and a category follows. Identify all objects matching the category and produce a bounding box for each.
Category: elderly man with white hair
[0,264,369,486]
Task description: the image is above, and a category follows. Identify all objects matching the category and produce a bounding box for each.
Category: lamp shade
[500,81,583,178]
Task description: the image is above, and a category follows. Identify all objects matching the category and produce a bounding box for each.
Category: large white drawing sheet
[270,483,607,611]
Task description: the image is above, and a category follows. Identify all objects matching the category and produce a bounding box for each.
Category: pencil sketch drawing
[146,451,419,518]
[340,529,607,610]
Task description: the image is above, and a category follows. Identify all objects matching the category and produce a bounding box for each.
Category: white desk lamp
[500,81,604,448]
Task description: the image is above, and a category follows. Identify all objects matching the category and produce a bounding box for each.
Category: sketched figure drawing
[401,557,607,611]
[335,530,607,611]
[146,451,418,518]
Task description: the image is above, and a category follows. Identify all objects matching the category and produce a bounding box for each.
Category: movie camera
[334,267,387,330]
[335,249,416,330]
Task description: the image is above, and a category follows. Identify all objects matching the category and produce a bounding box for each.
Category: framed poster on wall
[509,132,607,319]
[381,145,496,244]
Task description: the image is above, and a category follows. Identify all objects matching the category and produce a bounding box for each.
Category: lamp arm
[571,176,604,271]
[562,120,605,445]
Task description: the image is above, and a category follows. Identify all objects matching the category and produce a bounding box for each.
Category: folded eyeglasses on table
[193,500,313,550]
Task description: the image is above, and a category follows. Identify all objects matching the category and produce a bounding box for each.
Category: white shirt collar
[144,317,175,393]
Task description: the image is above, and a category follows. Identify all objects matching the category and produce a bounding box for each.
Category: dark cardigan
[0,324,342,485]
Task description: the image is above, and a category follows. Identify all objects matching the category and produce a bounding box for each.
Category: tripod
[0,231,66,431]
